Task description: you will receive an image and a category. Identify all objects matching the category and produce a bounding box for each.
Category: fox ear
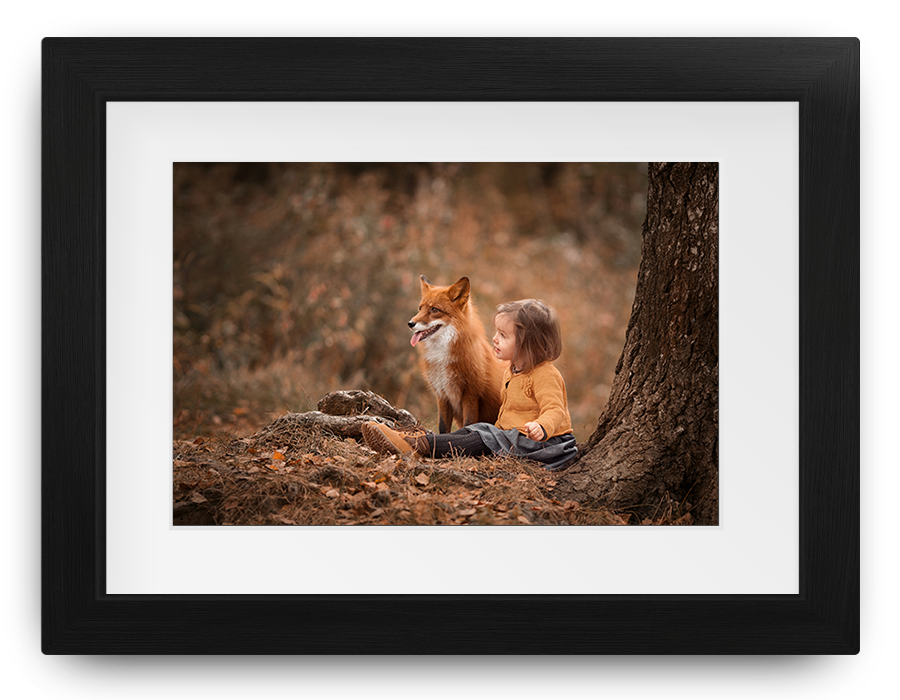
[448,276,470,304]
[419,274,433,291]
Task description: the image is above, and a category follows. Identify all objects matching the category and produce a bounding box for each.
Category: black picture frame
[42,38,859,654]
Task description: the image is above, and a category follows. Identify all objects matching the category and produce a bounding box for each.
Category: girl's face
[492,314,517,363]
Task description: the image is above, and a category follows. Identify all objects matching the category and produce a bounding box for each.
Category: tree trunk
[558,163,719,525]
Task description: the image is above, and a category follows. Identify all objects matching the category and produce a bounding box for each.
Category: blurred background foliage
[174,162,647,440]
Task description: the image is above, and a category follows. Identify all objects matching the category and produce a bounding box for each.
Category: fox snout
[409,315,443,347]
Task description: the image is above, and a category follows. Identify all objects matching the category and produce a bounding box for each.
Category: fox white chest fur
[421,324,460,403]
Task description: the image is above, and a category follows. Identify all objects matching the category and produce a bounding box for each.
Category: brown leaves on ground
[172,421,633,527]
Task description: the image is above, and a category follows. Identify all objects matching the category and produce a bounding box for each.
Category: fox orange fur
[409,275,504,433]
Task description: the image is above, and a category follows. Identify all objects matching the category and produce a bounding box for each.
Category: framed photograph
[42,38,858,653]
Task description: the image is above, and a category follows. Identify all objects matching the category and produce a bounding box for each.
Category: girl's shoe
[362,422,430,456]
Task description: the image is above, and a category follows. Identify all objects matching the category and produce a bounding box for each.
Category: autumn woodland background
[174,162,647,442]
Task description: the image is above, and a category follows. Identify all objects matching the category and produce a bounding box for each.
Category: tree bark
[558,163,719,525]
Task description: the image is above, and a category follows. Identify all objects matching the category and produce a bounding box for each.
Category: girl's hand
[524,421,545,441]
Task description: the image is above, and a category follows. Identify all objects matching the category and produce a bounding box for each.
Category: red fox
[409,275,504,433]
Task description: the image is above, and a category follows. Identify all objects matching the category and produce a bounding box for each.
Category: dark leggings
[426,427,491,458]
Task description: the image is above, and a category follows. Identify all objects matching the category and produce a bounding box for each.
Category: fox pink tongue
[411,332,423,347]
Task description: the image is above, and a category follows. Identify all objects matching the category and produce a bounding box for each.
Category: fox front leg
[461,394,480,428]
[437,396,455,434]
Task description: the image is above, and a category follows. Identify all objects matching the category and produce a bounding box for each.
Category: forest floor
[173,407,690,527]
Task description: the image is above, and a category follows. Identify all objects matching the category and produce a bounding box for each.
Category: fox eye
[431,306,442,314]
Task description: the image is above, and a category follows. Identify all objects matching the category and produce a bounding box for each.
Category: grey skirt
[462,422,578,471]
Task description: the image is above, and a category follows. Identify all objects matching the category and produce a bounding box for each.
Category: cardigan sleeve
[532,365,569,439]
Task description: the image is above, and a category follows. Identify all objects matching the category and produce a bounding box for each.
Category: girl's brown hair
[495,299,562,373]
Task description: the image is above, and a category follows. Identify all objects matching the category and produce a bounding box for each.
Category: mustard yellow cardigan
[496,361,573,440]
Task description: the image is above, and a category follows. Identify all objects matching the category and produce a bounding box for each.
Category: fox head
[408,275,471,347]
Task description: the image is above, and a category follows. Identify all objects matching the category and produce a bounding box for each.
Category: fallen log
[316,390,420,428]
[252,410,407,441]
[247,390,426,446]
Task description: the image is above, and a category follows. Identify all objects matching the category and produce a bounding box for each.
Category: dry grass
[173,418,638,527]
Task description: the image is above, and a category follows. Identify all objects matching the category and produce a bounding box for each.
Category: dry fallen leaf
[325,489,340,498]
[458,507,477,516]
[273,451,285,461]
[415,473,430,486]
[189,492,207,504]
[173,459,192,467]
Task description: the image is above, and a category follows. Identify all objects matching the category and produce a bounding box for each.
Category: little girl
[362,299,577,471]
